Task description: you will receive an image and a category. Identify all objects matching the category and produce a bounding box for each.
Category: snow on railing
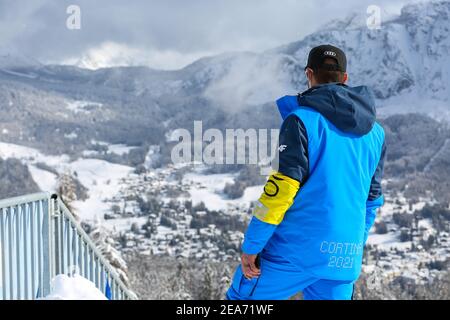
[0,192,136,300]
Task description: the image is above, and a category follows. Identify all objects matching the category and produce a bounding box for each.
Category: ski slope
[0,142,133,221]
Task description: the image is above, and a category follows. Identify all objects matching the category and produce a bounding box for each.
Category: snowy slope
[71,159,133,220]
[0,142,133,221]
[182,170,262,212]
[40,274,107,300]
[271,1,450,111]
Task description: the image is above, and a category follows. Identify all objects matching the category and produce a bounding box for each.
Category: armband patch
[252,172,300,225]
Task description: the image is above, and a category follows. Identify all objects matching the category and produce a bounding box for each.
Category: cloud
[59,41,214,70]
[204,53,296,108]
[0,0,430,70]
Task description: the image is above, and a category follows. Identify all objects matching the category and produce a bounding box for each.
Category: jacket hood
[297,83,376,135]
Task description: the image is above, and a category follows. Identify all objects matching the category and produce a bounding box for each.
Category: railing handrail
[0,192,50,210]
[0,192,137,300]
[53,196,136,299]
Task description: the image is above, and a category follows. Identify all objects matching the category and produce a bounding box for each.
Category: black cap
[305,44,347,72]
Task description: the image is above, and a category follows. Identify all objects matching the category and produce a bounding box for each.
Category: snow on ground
[418,218,433,231]
[64,132,78,140]
[0,141,69,166]
[40,274,107,300]
[377,192,428,220]
[367,231,399,246]
[82,150,99,157]
[82,142,137,157]
[66,100,103,114]
[0,141,133,222]
[107,144,136,156]
[71,159,133,221]
[90,139,109,146]
[182,169,263,211]
[144,145,161,168]
[28,164,58,192]
[182,172,235,211]
[102,216,148,233]
[239,185,263,204]
[183,171,235,189]
[367,231,412,251]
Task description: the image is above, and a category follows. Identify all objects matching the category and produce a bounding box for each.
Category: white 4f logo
[278,145,287,152]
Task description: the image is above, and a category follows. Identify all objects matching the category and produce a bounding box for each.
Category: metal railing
[0,192,136,300]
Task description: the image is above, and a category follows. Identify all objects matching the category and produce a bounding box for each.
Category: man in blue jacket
[226,44,386,300]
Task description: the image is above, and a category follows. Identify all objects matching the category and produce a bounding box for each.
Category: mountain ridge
[1,1,449,105]
[0,0,449,160]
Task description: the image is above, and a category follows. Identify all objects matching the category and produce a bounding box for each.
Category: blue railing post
[41,196,51,297]
[51,194,61,276]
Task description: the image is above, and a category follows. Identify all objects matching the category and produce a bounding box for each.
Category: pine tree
[171,262,192,300]
[57,171,78,217]
[199,264,215,299]
[217,265,232,299]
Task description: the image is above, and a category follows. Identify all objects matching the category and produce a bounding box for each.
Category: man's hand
[241,253,261,279]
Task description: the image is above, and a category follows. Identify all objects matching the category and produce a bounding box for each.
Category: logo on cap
[324,51,337,57]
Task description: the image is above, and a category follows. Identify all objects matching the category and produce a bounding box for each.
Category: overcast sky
[0,0,429,70]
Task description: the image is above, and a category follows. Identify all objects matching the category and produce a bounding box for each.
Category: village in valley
[96,164,450,289]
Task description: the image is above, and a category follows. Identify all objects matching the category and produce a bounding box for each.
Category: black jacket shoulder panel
[277,114,309,184]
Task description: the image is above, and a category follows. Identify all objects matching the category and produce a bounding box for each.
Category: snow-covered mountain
[189,0,450,112]
[1,1,449,119]
[273,0,450,115]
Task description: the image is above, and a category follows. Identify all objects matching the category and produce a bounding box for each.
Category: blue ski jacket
[242,83,386,281]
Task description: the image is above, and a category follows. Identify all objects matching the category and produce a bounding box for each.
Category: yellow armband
[252,172,300,225]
